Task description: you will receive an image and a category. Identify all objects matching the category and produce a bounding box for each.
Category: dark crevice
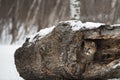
[84,39,120,64]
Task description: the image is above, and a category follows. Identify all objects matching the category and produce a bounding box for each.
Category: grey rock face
[15,22,120,80]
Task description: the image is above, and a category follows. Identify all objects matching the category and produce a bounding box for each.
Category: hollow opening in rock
[85,39,120,64]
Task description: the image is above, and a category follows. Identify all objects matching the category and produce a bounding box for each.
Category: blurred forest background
[0,0,120,44]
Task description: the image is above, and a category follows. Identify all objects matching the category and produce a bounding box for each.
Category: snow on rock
[111,24,120,27]
[28,26,55,43]
[62,20,104,31]
[0,20,105,45]
[112,61,120,69]
[28,20,104,43]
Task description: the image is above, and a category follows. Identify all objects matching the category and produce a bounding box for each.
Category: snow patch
[111,24,120,27]
[28,26,55,43]
[64,20,104,31]
[28,20,104,44]
[112,61,120,69]
[0,45,23,80]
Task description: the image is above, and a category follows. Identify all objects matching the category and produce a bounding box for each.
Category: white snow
[112,61,120,69]
[64,20,104,31]
[28,20,104,43]
[0,45,24,80]
[111,24,120,27]
[28,26,55,43]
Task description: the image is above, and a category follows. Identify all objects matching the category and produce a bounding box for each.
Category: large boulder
[15,20,120,80]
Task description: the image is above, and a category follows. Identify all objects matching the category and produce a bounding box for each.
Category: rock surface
[15,21,120,80]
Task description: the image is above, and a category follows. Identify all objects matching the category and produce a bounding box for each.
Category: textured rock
[15,21,120,80]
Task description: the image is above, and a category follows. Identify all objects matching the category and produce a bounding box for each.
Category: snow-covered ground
[0,45,23,80]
